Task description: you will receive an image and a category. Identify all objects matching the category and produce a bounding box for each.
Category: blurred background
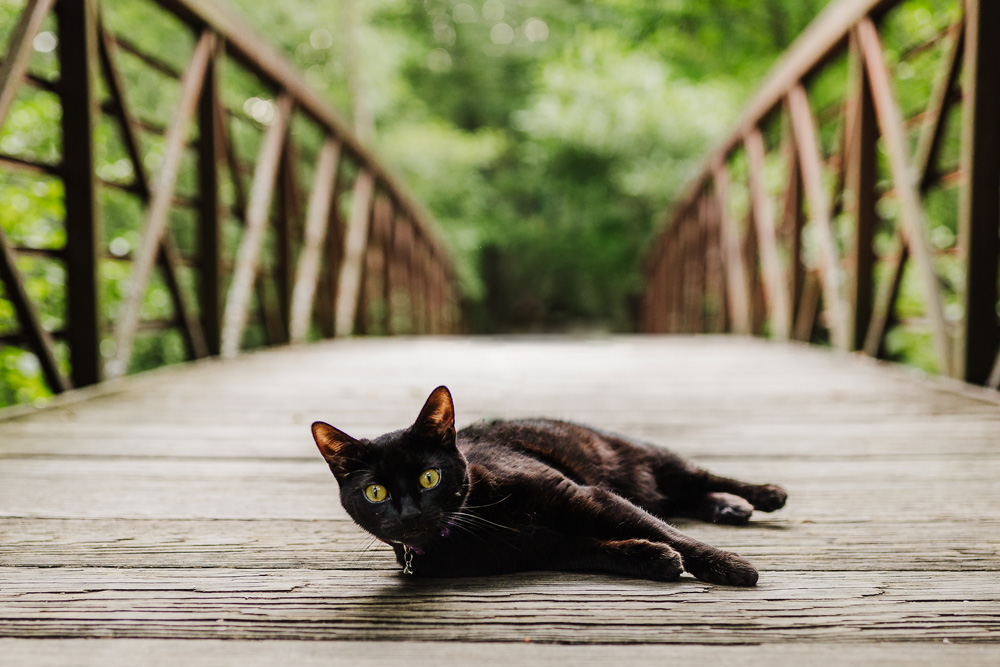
[3,0,968,407]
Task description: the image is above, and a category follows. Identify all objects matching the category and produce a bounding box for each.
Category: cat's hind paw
[748,484,788,512]
[707,493,754,525]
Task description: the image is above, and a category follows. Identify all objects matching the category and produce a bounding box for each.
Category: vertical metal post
[198,41,222,356]
[958,0,1000,385]
[847,37,879,352]
[59,0,102,386]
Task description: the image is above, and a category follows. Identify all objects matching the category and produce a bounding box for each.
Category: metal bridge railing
[640,0,999,389]
[0,0,461,398]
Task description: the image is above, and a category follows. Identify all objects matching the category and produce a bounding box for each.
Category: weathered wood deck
[1,336,999,664]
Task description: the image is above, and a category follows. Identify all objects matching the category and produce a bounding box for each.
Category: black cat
[311,386,787,586]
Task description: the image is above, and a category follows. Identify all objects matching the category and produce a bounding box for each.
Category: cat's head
[311,386,469,547]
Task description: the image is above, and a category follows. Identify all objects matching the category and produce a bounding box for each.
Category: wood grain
[1,336,999,661]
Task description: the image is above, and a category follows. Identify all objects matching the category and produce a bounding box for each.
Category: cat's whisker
[449,509,519,533]
[460,494,512,511]
[346,533,381,567]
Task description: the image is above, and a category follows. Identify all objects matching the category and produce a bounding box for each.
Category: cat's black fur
[312,386,787,586]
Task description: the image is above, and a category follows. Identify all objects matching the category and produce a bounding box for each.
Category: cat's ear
[311,421,358,469]
[413,385,455,442]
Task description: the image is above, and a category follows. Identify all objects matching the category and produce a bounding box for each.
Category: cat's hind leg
[548,481,759,586]
[676,492,755,525]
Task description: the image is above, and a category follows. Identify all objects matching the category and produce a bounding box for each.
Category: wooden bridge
[1,0,999,663]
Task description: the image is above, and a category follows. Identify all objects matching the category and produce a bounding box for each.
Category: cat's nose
[399,498,422,525]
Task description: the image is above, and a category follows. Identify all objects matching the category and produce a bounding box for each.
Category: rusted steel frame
[0,66,57,95]
[334,169,376,337]
[412,237,429,334]
[156,0,452,278]
[110,31,215,376]
[211,87,280,341]
[426,246,441,335]
[316,177,347,338]
[197,40,223,356]
[0,227,69,392]
[957,0,1000,385]
[676,217,689,332]
[706,194,727,333]
[0,0,57,132]
[780,132,807,336]
[655,238,670,333]
[98,22,208,365]
[275,137,304,342]
[744,128,791,339]
[916,21,965,191]
[289,138,342,344]
[110,34,183,79]
[665,0,900,225]
[989,352,1000,390]
[666,215,684,333]
[786,84,850,350]
[845,34,879,351]
[219,93,293,357]
[393,216,415,334]
[898,20,960,63]
[794,271,822,342]
[863,22,964,359]
[712,164,752,334]
[743,205,766,335]
[378,197,396,334]
[680,216,695,332]
[59,0,102,388]
[856,18,951,375]
[0,153,58,176]
[357,209,382,335]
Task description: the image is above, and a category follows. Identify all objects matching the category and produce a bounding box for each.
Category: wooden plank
[712,166,752,334]
[856,18,952,376]
[0,0,57,131]
[1,516,996,571]
[0,639,997,667]
[957,0,1000,385]
[786,84,849,350]
[58,0,102,388]
[744,129,791,339]
[219,94,293,357]
[289,139,342,344]
[333,170,375,337]
[0,567,998,643]
[110,32,215,376]
[0,227,68,392]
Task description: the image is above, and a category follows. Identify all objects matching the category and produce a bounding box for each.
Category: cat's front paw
[748,484,787,512]
[684,550,758,587]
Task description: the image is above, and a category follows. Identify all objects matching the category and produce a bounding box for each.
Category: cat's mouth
[391,524,451,547]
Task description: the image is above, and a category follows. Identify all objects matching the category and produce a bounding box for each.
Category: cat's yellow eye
[419,469,441,489]
[364,484,388,503]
